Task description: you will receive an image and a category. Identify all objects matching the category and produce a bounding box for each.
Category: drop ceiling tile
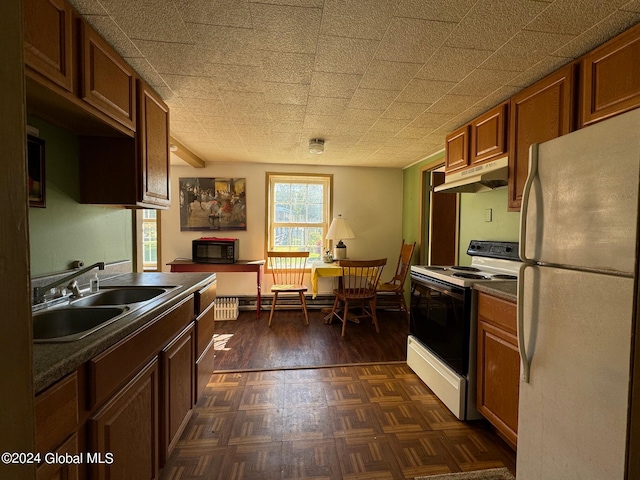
[395,126,432,140]
[259,51,314,84]
[449,68,520,97]
[623,0,640,12]
[187,24,259,66]
[271,121,303,133]
[125,58,165,88]
[267,103,307,123]
[553,11,640,57]
[396,79,456,104]
[507,56,573,88]
[427,94,482,115]
[394,0,476,22]
[250,3,321,54]
[310,72,362,98]
[98,0,193,43]
[219,90,267,114]
[177,0,253,27]
[340,108,384,126]
[382,102,429,120]
[135,41,214,76]
[177,97,226,117]
[320,0,396,40]
[82,15,143,58]
[208,64,265,91]
[525,0,630,36]
[369,118,410,135]
[375,17,455,63]
[249,0,324,7]
[415,46,493,82]
[263,83,310,105]
[410,111,456,129]
[479,30,576,72]
[334,123,371,136]
[303,114,341,131]
[349,89,399,111]
[445,0,550,50]
[306,96,349,116]
[162,74,222,99]
[67,0,108,15]
[359,60,423,91]
[314,35,379,75]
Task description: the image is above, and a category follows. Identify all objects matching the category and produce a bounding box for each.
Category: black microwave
[192,238,238,264]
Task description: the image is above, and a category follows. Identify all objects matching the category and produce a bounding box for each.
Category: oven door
[410,275,472,376]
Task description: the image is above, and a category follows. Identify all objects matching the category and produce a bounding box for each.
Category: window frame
[135,209,161,272]
[265,172,333,266]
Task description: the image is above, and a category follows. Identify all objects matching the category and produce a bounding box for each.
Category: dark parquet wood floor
[160,309,516,479]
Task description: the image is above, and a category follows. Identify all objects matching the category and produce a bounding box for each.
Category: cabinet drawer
[36,432,79,480]
[195,282,217,316]
[35,371,78,455]
[196,304,215,359]
[88,297,193,409]
[477,292,517,337]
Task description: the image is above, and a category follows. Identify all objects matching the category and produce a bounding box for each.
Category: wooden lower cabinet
[89,358,159,480]
[476,292,519,450]
[36,433,80,480]
[161,324,194,465]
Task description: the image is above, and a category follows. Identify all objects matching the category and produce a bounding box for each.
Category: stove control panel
[467,240,519,260]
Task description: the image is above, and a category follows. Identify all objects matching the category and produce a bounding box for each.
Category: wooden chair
[329,258,386,337]
[376,240,416,319]
[267,251,309,327]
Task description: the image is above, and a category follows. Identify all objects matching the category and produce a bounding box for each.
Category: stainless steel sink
[70,287,172,307]
[33,306,129,343]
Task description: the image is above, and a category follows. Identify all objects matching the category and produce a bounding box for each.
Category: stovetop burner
[450,266,481,272]
[492,274,517,280]
[452,272,489,279]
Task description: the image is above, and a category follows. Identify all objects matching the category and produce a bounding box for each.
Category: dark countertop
[33,272,216,394]
[474,281,517,303]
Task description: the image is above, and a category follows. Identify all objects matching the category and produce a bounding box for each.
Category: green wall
[27,117,133,276]
[402,153,520,266]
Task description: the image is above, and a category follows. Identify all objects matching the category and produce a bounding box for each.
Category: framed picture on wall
[27,135,45,208]
[179,177,247,231]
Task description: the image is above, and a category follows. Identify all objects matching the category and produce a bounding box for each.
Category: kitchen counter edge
[474,281,517,303]
[33,272,216,394]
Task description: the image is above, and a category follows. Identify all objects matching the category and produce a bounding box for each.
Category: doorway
[420,165,459,266]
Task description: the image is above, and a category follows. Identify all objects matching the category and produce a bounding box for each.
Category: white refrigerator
[517,108,640,479]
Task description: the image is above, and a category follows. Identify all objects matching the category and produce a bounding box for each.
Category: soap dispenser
[90,273,99,293]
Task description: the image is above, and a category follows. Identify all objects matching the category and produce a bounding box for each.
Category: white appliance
[408,240,520,420]
[517,108,640,479]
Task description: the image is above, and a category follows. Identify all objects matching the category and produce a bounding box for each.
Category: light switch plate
[485,208,492,222]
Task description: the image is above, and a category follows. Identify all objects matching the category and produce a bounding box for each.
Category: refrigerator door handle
[519,143,539,264]
[517,263,531,383]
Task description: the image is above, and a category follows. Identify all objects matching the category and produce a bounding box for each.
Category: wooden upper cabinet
[445,125,470,173]
[80,20,136,131]
[581,22,640,127]
[23,0,74,93]
[471,102,508,165]
[138,80,170,207]
[508,62,577,211]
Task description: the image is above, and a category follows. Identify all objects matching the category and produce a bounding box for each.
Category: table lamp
[326,214,355,260]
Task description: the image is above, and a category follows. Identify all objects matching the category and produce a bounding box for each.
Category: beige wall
[162,162,403,296]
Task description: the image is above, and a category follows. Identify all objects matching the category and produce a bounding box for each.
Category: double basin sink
[33,286,178,343]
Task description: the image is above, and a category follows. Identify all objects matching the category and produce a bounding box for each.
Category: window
[267,173,332,262]
[140,209,160,271]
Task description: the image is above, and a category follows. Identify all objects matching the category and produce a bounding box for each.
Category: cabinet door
[445,125,470,173]
[471,102,508,165]
[23,0,74,93]
[138,80,170,207]
[89,358,159,480]
[161,324,194,465]
[80,20,136,131]
[476,293,519,450]
[581,22,640,127]
[508,63,576,211]
[36,433,80,480]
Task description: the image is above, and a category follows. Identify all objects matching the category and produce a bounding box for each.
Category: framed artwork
[179,177,247,231]
[27,135,46,208]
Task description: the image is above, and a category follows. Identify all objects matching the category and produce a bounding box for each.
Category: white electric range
[407,240,520,420]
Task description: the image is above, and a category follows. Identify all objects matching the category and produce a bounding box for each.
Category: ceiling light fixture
[309,138,324,154]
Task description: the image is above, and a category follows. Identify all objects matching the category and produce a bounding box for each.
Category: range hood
[434,157,509,193]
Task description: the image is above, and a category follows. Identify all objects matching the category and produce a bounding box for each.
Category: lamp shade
[326,215,355,241]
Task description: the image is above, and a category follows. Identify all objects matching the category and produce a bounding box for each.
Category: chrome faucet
[33,262,105,304]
